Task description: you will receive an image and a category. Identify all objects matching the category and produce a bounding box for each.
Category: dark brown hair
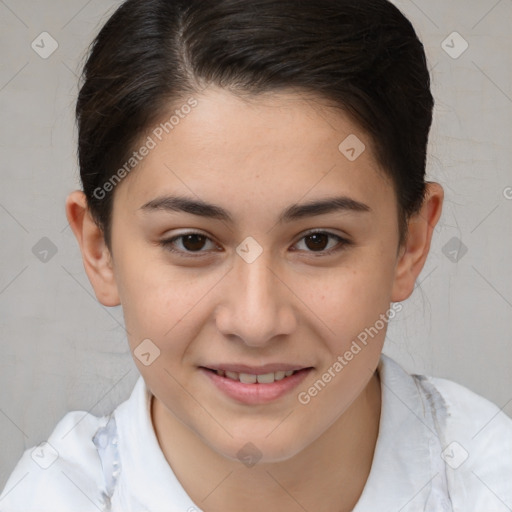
[76,0,434,250]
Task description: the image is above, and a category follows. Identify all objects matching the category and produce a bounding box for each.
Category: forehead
[115,87,394,220]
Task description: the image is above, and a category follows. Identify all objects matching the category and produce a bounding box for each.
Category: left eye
[293,231,349,254]
[160,231,349,256]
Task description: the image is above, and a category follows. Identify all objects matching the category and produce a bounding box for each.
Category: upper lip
[201,363,311,375]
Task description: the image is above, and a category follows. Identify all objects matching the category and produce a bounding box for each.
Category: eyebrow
[139,194,371,224]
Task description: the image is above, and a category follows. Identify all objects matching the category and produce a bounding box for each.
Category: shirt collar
[352,353,448,511]
[113,375,197,511]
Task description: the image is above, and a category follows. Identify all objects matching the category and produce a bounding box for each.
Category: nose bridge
[240,252,275,310]
[216,248,294,346]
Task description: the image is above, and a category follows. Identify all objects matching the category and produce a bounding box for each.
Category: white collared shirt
[1,353,511,511]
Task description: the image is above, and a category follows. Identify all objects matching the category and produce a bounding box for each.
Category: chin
[207,429,312,466]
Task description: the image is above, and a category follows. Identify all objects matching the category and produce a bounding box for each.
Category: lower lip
[200,367,313,405]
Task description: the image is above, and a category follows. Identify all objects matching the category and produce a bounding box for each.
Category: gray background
[1,0,511,491]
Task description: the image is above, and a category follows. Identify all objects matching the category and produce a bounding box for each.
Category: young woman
[1,0,511,511]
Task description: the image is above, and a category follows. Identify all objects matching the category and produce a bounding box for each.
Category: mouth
[201,367,308,384]
[199,365,314,404]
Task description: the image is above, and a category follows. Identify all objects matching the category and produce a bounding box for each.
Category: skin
[66,86,443,512]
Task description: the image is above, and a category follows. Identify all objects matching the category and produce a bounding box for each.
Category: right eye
[159,232,221,257]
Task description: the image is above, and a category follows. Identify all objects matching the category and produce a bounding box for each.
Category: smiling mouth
[201,367,311,384]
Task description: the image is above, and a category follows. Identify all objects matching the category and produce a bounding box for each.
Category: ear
[391,182,444,302]
[65,190,120,307]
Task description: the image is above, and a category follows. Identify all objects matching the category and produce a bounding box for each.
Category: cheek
[115,251,222,353]
[294,261,393,414]
[308,252,397,339]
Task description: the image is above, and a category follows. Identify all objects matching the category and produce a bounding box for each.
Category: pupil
[306,233,328,251]
[183,234,206,251]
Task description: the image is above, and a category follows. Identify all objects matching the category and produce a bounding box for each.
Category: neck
[152,370,381,512]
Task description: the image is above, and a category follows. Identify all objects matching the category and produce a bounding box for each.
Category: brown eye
[304,233,329,251]
[181,234,208,251]
[160,232,218,255]
[293,231,351,255]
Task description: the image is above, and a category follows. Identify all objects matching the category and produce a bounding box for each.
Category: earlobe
[391,182,444,302]
[65,190,121,307]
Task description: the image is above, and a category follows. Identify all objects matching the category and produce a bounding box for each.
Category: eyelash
[159,230,351,258]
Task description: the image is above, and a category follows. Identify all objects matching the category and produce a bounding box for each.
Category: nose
[214,252,297,348]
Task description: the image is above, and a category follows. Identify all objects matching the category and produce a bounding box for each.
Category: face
[108,87,404,463]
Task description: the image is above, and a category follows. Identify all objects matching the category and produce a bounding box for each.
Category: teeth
[216,369,298,383]
[239,373,257,384]
[256,372,275,384]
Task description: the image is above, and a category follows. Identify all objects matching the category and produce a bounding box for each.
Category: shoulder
[417,373,512,510]
[0,409,110,512]
[423,373,512,446]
